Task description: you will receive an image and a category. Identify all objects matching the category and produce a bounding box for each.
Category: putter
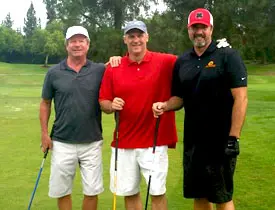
[144,117,160,210]
[27,149,49,210]
[113,111,119,210]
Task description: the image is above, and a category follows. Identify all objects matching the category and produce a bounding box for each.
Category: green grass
[0,62,274,209]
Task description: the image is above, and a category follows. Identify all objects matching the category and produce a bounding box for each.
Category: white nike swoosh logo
[241,77,246,80]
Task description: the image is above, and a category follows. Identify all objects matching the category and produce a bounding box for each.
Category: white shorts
[49,140,104,198]
[110,146,168,196]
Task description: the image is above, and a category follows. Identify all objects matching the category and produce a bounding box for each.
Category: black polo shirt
[42,59,105,143]
[172,41,247,156]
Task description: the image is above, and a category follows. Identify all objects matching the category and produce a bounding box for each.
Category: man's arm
[100,97,125,114]
[39,99,53,151]
[100,100,114,114]
[164,96,184,111]
[152,96,183,117]
[229,87,248,138]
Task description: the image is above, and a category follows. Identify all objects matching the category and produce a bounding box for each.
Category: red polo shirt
[99,51,178,149]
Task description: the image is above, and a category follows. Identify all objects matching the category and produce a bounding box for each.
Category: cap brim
[187,21,212,27]
[66,33,89,40]
[124,27,146,34]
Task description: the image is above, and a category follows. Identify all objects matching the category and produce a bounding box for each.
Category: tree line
[0,0,275,65]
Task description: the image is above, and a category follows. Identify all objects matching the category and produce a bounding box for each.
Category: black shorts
[183,153,237,203]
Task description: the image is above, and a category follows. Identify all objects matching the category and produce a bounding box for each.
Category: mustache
[194,34,205,38]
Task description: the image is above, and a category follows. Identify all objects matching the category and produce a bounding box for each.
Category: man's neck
[128,51,147,64]
[194,40,212,57]
[67,56,87,72]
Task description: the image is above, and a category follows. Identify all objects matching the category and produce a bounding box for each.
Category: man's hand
[112,97,125,111]
[152,102,167,118]
[109,56,122,67]
[41,133,52,153]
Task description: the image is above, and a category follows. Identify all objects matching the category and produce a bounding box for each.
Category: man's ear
[123,35,127,44]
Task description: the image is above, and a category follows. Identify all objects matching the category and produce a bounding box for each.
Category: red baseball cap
[187,8,213,27]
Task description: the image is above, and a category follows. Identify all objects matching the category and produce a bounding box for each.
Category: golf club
[27,148,49,210]
[113,111,119,210]
[144,117,160,210]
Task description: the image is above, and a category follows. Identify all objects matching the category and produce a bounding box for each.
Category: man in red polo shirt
[99,20,177,210]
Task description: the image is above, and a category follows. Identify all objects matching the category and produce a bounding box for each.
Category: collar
[60,59,91,70]
[125,50,153,65]
[190,40,216,57]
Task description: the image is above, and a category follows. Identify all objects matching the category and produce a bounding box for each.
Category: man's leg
[110,148,141,210]
[82,195,98,210]
[216,200,235,210]
[58,195,72,210]
[49,142,77,210]
[194,198,213,210]
[125,192,142,210]
[151,194,168,210]
[139,146,169,210]
[78,141,104,210]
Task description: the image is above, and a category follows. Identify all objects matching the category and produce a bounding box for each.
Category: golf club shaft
[113,111,119,210]
[27,149,49,210]
[144,117,160,210]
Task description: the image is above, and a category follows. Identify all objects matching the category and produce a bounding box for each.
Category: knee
[151,194,166,202]
[57,194,71,201]
[194,198,213,210]
[216,200,234,210]
[125,192,140,200]
[84,195,98,200]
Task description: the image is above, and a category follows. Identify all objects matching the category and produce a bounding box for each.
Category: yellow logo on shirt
[205,61,216,68]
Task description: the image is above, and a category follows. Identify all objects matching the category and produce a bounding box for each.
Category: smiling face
[188,23,213,48]
[66,34,90,59]
[123,29,149,56]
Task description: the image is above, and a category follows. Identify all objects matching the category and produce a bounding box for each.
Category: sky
[0,0,47,30]
[0,0,166,30]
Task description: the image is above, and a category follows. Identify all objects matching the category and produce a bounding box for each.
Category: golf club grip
[152,117,160,153]
[43,148,49,158]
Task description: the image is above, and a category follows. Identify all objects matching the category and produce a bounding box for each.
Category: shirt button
[197,66,200,68]
[198,58,201,60]
[137,68,140,71]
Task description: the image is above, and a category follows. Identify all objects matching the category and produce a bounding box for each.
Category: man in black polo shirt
[40,26,105,210]
[152,8,248,210]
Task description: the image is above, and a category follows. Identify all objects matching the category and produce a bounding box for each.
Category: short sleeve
[41,70,54,100]
[226,51,247,88]
[99,65,114,101]
[171,58,183,98]
[162,53,177,72]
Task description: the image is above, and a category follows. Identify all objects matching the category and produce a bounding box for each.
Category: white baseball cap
[65,26,90,40]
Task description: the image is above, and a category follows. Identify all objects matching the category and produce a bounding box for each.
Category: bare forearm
[165,96,184,111]
[100,100,114,114]
[229,96,248,138]
[39,100,51,135]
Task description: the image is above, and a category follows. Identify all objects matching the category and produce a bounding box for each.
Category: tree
[31,27,65,66]
[0,26,24,62]
[2,13,13,29]
[146,11,188,54]
[56,0,158,30]
[43,0,57,24]
[23,2,38,37]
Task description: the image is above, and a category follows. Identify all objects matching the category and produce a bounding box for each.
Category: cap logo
[196,12,203,19]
